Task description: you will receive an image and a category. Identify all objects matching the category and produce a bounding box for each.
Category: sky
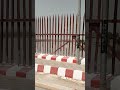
[35,0,85,17]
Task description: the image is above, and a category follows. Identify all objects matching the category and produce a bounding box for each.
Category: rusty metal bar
[47,16,48,53]
[11,0,14,64]
[58,15,60,54]
[112,0,118,75]
[39,17,41,52]
[88,0,93,72]
[0,0,4,63]
[44,16,46,53]
[17,0,21,65]
[49,16,51,53]
[23,0,26,65]
[69,14,72,56]
[55,16,56,54]
[6,0,9,63]
[29,0,32,66]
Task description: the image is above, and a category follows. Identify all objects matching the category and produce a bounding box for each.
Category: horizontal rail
[86,19,120,23]
[36,39,76,42]
[36,34,85,36]
[0,19,35,22]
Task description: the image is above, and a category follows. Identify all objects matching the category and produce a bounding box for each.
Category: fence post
[76,35,81,64]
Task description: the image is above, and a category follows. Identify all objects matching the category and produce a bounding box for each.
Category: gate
[0,0,35,66]
[35,14,85,58]
[86,0,120,75]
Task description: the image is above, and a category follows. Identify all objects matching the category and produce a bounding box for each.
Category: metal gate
[35,14,85,57]
[0,0,35,66]
[86,0,120,75]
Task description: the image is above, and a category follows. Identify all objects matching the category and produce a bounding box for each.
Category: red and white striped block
[35,64,85,81]
[86,73,112,89]
[0,65,34,80]
[35,53,77,64]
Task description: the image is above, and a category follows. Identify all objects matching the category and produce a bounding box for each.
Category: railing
[0,0,35,66]
[35,14,85,57]
[86,0,120,76]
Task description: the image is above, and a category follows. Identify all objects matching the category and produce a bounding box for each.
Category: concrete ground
[0,75,34,90]
[35,72,85,90]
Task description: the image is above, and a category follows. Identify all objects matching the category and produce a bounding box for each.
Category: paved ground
[35,72,85,90]
[35,87,48,90]
[0,75,34,90]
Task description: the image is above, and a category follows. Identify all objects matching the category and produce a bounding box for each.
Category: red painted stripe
[16,67,32,78]
[91,75,112,88]
[65,69,73,78]
[50,67,58,75]
[73,59,77,63]
[0,66,12,75]
[51,56,57,60]
[61,57,69,62]
[41,54,48,59]
[37,65,44,72]
[82,72,85,81]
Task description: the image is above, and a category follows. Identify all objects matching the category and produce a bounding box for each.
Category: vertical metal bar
[69,14,72,56]
[81,17,85,58]
[47,16,48,53]
[11,0,14,64]
[55,15,56,55]
[88,0,93,72]
[49,16,51,53]
[6,0,9,63]
[37,18,39,52]
[94,0,101,72]
[29,0,32,66]
[39,17,41,52]
[44,17,46,53]
[66,15,68,56]
[63,15,66,55]
[42,17,44,53]
[100,0,109,89]
[23,0,26,66]
[60,15,63,55]
[72,14,74,56]
[0,0,4,64]
[17,0,21,65]
[57,15,60,55]
[35,18,36,52]
[112,0,118,75]
[75,15,78,55]
[52,16,54,54]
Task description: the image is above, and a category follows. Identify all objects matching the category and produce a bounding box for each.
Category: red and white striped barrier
[35,64,85,81]
[86,73,112,89]
[35,53,85,64]
[0,65,34,80]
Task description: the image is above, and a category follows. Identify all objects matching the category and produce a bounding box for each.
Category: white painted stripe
[35,64,38,72]
[46,55,53,60]
[81,58,85,65]
[26,68,34,80]
[6,65,23,76]
[56,56,64,62]
[37,54,45,59]
[44,65,51,73]
[73,70,83,80]
[57,67,66,77]
[67,57,76,63]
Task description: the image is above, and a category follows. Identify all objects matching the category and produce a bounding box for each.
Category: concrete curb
[86,73,112,89]
[0,65,34,80]
[35,53,85,65]
[35,64,85,81]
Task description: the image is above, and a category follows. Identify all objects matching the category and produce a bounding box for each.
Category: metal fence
[35,14,85,57]
[86,0,120,75]
[0,0,35,66]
